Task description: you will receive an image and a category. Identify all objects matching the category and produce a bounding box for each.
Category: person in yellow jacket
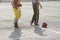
[11,0,22,28]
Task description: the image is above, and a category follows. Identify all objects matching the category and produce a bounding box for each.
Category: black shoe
[35,24,39,26]
[14,22,18,28]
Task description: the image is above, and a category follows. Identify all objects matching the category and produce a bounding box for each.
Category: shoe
[35,24,39,26]
[14,22,18,28]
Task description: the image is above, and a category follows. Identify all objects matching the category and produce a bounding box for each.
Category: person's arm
[39,2,42,8]
[11,0,14,7]
[36,0,42,8]
[11,0,18,9]
[19,0,22,7]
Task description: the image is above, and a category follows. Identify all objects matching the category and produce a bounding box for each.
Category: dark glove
[18,4,22,7]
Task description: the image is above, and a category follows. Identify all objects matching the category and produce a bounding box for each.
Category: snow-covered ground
[0,2,60,40]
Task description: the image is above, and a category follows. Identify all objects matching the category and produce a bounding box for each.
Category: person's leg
[34,3,39,25]
[35,4,39,25]
[13,7,21,28]
[31,3,36,25]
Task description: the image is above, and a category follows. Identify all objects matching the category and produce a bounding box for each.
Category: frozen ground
[0,1,60,40]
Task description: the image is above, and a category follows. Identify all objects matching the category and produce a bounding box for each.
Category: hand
[20,4,22,7]
[40,6,42,9]
[18,4,22,7]
[39,4,43,9]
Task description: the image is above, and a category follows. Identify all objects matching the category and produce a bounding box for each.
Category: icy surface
[0,2,60,40]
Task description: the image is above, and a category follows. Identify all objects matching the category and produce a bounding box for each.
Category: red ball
[42,22,47,28]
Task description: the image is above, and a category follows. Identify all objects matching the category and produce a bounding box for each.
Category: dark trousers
[31,3,39,25]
